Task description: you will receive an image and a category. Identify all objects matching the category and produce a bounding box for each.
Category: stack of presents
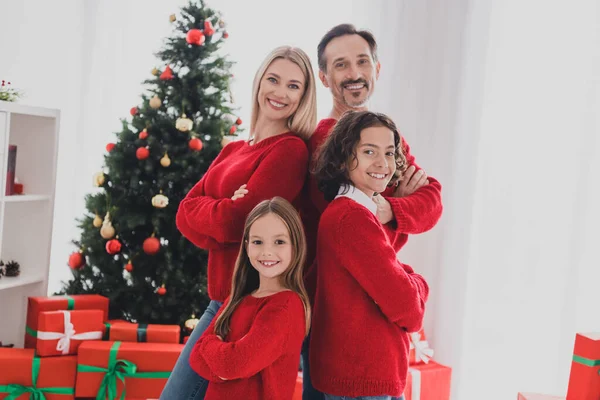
[0,294,184,399]
[292,329,452,400]
[518,332,600,400]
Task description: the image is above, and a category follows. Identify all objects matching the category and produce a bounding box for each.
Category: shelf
[3,194,51,203]
[0,273,44,291]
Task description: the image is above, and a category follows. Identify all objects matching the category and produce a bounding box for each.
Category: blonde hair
[249,46,317,140]
[213,197,311,338]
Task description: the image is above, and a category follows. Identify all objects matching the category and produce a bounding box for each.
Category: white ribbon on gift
[36,310,103,354]
[408,367,421,400]
[409,332,434,364]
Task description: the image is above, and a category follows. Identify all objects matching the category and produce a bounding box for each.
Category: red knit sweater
[189,291,306,400]
[309,197,429,397]
[176,133,308,301]
[301,118,443,300]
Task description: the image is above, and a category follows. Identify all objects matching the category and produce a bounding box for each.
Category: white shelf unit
[0,101,60,348]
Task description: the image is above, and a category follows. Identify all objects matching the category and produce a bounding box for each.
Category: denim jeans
[324,395,405,400]
[301,332,325,400]
[159,300,223,400]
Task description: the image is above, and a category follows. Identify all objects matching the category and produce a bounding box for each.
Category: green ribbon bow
[0,356,74,399]
[77,341,171,400]
[26,295,75,339]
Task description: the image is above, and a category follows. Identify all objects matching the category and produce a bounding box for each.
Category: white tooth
[269,100,285,108]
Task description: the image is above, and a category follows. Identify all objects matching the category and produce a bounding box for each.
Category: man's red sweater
[309,196,429,397]
[176,133,308,301]
[301,118,443,300]
[189,291,306,400]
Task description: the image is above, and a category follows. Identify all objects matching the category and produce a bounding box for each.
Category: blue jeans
[159,300,223,400]
[301,332,324,400]
[324,395,405,400]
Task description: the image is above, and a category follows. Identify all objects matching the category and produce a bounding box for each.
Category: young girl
[160,46,316,399]
[189,197,311,400]
[310,111,430,400]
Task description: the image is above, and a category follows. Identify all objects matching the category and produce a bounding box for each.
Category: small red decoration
[186,29,205,46]
[105,239,122,255]
[139,129,148,140]
[160,66,174,80]
[229,125,237,135]
[136,147,150,160]
[130,107,138,116]
[143,236,161,255]
[68,251,85,269]
[236,117,242,125]
[125,262,133,272]
[223,31,229,39]
[189,138,203,151]
[106,143,116,152]
[157,285,167,296]
[204,21,215,36]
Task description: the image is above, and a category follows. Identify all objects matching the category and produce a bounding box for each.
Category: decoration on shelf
[68,251,85,269]
[204,20,215,36]
[136,146,150,160]
[160,66,174,80]
[0,260,4,277]
[189,137,203,151]
[0,80,22,102]
[229,125,237,135]
[130,107,138,116]
[176,114,193,132]
[186,29,205,46]
[160,153,171,167]
[93,213,103,228]
[0,341,15,348]
[105,238,122,255]
[157,285,167,296]
[185,314,199,331]
[125,261,133,272]
[143,235,161,255]
[100,212,116,239]
[93,172,106,187]
[169,14,176,22]
[149,95,162,109]
[236,117,242,125]
[1,260,20,277]
[106,143,116,152]
[152,192,169,208]
[139,129,149,140]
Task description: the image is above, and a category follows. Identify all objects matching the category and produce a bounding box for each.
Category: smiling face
[347,125,397,198]
[257,58,306,124]
[319,34,380,111]
[246,212,293,283]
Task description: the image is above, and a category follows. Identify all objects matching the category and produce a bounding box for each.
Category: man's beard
[340,78,371,108]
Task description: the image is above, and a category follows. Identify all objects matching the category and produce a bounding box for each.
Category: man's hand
[231,184,248,201]
[394,166,429,198]
[373,194,394,225]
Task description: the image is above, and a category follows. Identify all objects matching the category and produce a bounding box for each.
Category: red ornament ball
[130,107,138,116]
[139,129,148,140]
[189,138,203,151]
[157,286,167,296]
[186,29,205,46]
[143,236,161,255]
[236,117,242,125]
[105,239,122,255]
[160,66,174,80]
[106,143,116,152]
[136,147,150,160]
[68,251,85,269]
[125,262,133,272]
[229,125,237,135]
[223,31,229,39]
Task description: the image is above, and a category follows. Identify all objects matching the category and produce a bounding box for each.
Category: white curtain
[365,1,600,399]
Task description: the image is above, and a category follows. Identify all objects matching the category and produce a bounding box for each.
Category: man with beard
[300,24,444,400]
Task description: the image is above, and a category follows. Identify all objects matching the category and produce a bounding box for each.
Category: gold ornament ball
[93,214,103,228]
[149,95,162,109]
[169,14,176,22]
[160,153,171,167]
[152,193,169,209]
[151,68,159,76]
[176,114,193,132]
[93,172,105,187]
[100,222,115,239]
[185,315,200,331]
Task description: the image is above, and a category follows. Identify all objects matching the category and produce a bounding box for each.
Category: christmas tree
[59,0,241,334]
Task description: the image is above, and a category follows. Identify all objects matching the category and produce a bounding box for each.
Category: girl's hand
[231,184,248,201]
[216,335,224,341]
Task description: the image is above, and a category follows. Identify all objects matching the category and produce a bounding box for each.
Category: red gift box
[109,322,181,344]
[76,341,183,399]
[409,329,434,365]
[404,361,451,400]
[0,348,76,399]
[36,310,105,356]
[518,393,565,400]
[567,332,600,400]
[26,295,109,349]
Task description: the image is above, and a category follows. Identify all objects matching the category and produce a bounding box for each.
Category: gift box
[567,332,600,400]
[409,329,434,365]
[108,322,181,344]
[36,310,105,356]
[103,319,129,340]
[518,393,565,400]
[26,295,109,349]
[0,348,76,399]
[76,341,183,399]
[404,361,451,400]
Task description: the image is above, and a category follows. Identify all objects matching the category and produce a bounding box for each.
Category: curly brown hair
[313,111,408,201]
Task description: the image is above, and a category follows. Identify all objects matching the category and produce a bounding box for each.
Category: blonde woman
[160,46,317,400]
